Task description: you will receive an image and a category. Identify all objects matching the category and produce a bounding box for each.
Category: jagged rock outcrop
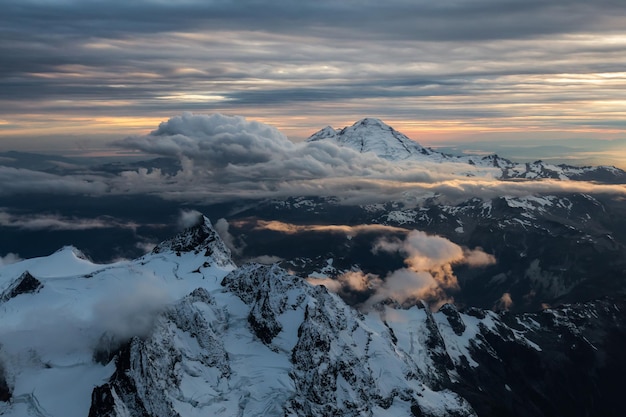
[152,215,233,267]
[2,213,625,417]
[89,288,231,417]
[222,263,306,345]
[87,242,626,417]
[0,360,10,403]
[0,271,42,303]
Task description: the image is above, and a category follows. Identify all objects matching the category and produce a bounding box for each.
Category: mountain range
[308,118,626,182]
[1,216,624,417]
[1,117,626,416]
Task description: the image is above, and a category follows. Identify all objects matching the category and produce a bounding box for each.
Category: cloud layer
[1,0,625,152]
[0,211,138,231]
[112,114,626,205]
[1,114,625,207]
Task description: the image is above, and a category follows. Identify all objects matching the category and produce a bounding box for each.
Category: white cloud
[214,218,245,257]
[177,209,203,230]
[305,227,496,310]
[92,281,171,343]
[3,114,625,208]
[117,113,294,168]
[247,255,283,264]
[109,114,626,206]
[0,253,21,266]
[308,270,382,296]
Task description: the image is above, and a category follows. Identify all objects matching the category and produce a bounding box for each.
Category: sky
[1,0,626,166]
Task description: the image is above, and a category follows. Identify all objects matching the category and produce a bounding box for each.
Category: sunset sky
[1,0,625,165]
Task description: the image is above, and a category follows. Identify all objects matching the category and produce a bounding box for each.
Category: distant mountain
[2,117,626,416]
[228,192,626,313]
[308,117,434,160]
[308,118,626,182]
[1,216,624,417]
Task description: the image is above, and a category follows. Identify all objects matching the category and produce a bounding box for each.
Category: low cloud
[308,270,381,293]
[3,114,625,207]
[0,166,107,196]
[248,255,284,264]
[0,253,21,266]
[92,281,171,343]
[135,241,158,254]
[177,209,203,230]
[0,278,172,370]
[109,114,626,206]
[495,292,514,311]
[309,230,496,310]
[251,220,409,236]
[117,113,294,168]
[0,211,139,231]
[214,218,246,257]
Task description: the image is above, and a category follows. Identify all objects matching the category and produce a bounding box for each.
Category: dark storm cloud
[1,0,625,129]
[3,0,624,41]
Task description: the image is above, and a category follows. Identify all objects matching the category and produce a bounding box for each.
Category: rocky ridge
[0,216,625,417]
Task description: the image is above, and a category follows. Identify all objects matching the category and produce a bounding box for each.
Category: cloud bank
[309,229,496,310]
[110,114,626,205]
[1,114,625,208]
[2,0,626,152]
[0,211,139,231]
[0,166,107,196]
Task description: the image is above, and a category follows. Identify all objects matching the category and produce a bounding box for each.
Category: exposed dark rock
[0,361,11,403]
[223,263,304,345]
[450,296,626,417]
[152,215,232,267]
[88,342,151,417]
[0,271,43,302]
[439,303,466,335]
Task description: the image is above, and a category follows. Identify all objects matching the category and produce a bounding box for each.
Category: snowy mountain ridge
[1,215,625,417]
[308,118,626,182]
[308,118,433,161]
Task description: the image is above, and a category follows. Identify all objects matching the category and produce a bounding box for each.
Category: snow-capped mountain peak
[307,118,626,182]
[308,117,433,161]
[152,215,233,267]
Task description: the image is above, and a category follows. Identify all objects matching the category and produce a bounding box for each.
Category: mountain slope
[1,215,625,417]
[308,118,434,161]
